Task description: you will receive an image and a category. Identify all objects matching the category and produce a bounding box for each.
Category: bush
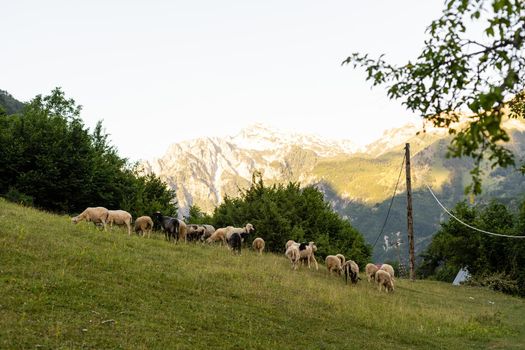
[4,187,34,207]
[466,272,520,296]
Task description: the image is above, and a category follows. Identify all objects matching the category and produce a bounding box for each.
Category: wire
[372,153,406,249]
[426,184,525,239]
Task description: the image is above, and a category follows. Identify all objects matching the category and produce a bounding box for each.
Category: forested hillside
[0,89,24,115]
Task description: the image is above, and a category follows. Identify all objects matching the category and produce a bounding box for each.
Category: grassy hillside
[1,199,524,349]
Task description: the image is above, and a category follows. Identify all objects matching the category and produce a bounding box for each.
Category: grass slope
[1,199,524,349]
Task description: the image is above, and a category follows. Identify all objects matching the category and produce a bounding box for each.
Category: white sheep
[71,207,110,231]
[285,244,301,270]
[107,210,133,235]
[297,242,318,270]
[134,216,154,238]
[325,255,343,276]
[380,263,395,281]
[285,240,296,251]
[207,223,254,245]
[376,269,395,292]
[365,263,379,283]
[226,223,255,243]
[252,237,265,255]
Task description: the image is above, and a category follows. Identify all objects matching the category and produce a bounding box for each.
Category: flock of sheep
[71,206,395,293]
[284,240,395,292]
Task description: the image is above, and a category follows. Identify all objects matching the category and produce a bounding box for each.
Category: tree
[343,0,525,194]
[209,173,371,266]
[0,88,177,218]
[418,199,525,296]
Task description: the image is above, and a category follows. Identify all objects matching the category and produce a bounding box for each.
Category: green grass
[1,198,524,349]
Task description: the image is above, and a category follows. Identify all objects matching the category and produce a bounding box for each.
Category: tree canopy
[205,173,371,266]
[343,0,525,194]
[418,199,525,296]
[0,88,177,218]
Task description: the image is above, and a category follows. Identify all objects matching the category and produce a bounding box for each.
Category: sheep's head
[152,211,162,222]
[71,216,79,224]
[245,223,255,234]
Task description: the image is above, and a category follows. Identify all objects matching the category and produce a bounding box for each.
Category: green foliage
[343,0,525,194]
[185,204,212,224]
[4,187,34,207]
[418,199,525,296]
[0,88,176,218]
[467,272,520,295]
[209,172,371,265]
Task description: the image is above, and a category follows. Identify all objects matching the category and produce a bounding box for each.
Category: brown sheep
[376,269,395,292]
[325,255,343,276]
[206,227,228,245]
[177,220,188,242]
[252,237,265,255]
[134,216,154,238]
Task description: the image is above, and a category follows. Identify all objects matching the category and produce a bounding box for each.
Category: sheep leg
[311,256,319,271]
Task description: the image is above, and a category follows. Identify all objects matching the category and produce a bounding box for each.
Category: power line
[372,153,406,249]
[426,184,525,239]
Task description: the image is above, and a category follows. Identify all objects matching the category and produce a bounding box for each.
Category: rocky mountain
[141,123,362,214]
[141,118,525,261]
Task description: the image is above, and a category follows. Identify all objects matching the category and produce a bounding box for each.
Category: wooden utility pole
[405,143,415,281]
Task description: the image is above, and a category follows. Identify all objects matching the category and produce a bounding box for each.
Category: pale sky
[2,0,446,161]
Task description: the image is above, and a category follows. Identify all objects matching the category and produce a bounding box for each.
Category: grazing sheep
[252,237,265,255]
[200,224,216,242]
[227,223,255,243]
[325,255,343,276]
[177,220,188,242]
[186,224,206,242]
[343,260,360,284]
[285,244,301,270]
[380,263,395,281]
[285,240,296,251]
[376,269,395,292]
[134,216,154,238]
[226,232,242,254]
[71,207,110,231]
[107,210,133,235]
[207,223,255,245]
[153,212,179,242]
[336,254,346,266]
[206,227,228,245]
[365,263,379,283]
[297,242,319,270]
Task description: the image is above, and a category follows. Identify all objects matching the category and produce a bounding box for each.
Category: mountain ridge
[141,118,525,260]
